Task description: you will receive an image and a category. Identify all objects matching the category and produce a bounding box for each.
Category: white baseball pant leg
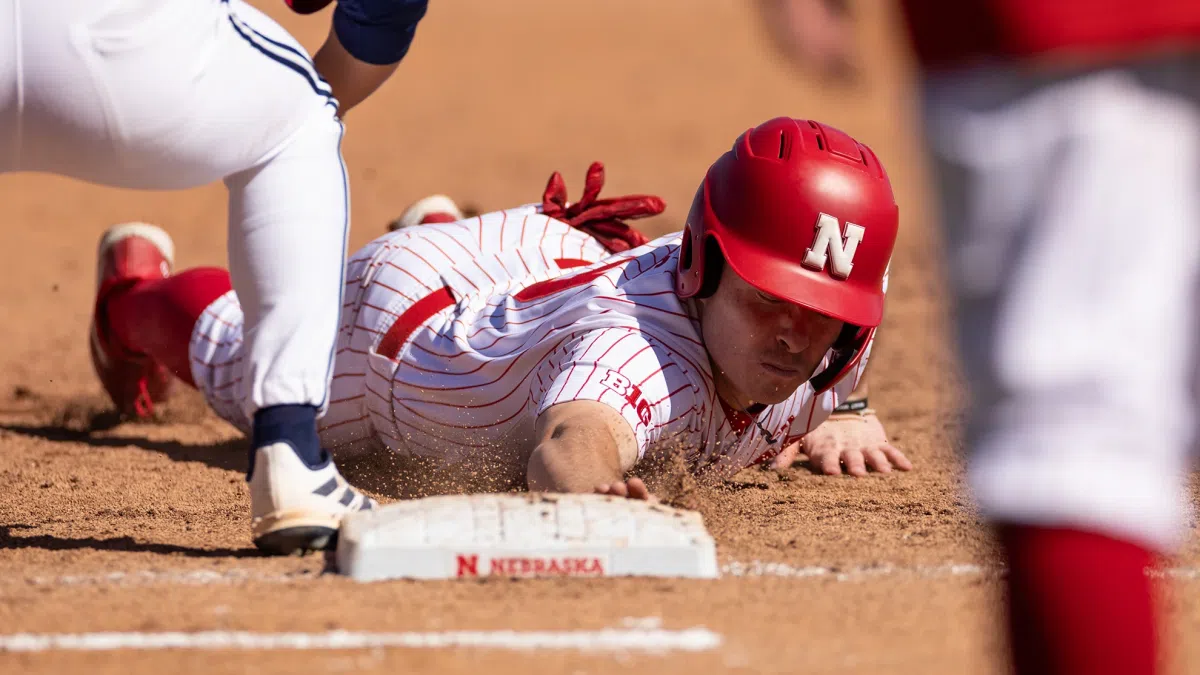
[921,56,1200,551]
[0,0,349,418]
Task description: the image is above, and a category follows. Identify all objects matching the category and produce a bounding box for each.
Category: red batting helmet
[676,117,899,393]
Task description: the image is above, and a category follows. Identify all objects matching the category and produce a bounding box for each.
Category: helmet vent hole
[814,134,825,151]
[778,132,788,159]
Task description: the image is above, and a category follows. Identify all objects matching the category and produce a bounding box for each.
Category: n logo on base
[801,213,865,279]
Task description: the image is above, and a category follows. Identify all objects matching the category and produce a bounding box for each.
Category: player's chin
[746,368,804,405]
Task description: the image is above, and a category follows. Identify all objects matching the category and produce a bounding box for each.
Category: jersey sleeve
[536,328,702,461]
[333,0,429,65]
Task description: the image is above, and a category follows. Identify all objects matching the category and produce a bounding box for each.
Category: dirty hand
[594,477,658,503]
[772,410,912,477]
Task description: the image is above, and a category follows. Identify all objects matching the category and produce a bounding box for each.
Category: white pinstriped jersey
[190,204,872,479]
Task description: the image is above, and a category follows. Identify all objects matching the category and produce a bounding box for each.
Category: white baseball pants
[0,0,349,417]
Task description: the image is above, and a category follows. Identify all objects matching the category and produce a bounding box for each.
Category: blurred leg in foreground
[754,1,1200,672]
[915,30,1200,675]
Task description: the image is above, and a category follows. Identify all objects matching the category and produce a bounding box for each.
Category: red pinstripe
[471,257,498,285]
[363,378,392,406]
[425,308,617,366]
[385,405,506,448]
[647,383,691,408]
[424,236,458,266]
[384,260,433,293]
[192,332,238,348]
[565,330,633,401]
[649,404,699,433]
[192,354,243,369]
[450,266,481,292]
[395,393,533,431]
[211,377,242,392]
[408,247,443,277]
[638,361,680,388]
[433,229,474,259]
[394,328,589,400]
[515,248,532,276]
[321,413,370,432]
[360,301,401,318]
[803,392,819,432]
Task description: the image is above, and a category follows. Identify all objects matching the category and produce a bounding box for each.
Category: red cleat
[88,223,177,419]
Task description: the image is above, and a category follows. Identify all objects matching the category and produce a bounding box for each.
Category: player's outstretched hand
[594,477,658,503]
[773,411,912,477]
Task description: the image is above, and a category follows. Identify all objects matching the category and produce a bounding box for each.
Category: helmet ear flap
[832,323,861,350]
[809,325,873,394]
[677,224,725,300]
[697,238,724,299]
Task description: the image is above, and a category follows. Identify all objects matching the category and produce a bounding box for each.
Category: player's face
[699,267,844,408]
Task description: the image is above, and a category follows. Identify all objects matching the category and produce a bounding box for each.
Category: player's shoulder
[601,232,684,282]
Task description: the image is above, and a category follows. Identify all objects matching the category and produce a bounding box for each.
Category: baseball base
[335,493,719,581]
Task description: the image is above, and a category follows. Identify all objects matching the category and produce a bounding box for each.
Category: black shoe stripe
[338,488,355,507]
[312,477,339,497]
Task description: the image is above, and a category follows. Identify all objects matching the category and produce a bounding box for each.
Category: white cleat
[248,442,377,555]
[388,194,464,231]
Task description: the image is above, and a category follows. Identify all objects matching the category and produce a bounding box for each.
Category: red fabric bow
[540,162,664,254]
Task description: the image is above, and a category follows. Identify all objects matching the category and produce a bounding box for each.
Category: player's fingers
[862,447,892,474]
[818,448,843,475]
[881,444,913,471]
[626,478,652,501]
[771,443,802,470]
[596,483,627,497]
[843,449,868,478]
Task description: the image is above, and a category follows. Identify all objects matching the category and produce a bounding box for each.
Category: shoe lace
[133,378,155,418]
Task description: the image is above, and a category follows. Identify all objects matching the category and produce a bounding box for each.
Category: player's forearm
[313,30,400,116]
[526,430,625,493]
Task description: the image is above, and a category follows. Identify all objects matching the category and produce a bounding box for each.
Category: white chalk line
[722,561,998,580]
[721,561,1200,581]
[23,568,313,587]
[0,626,720,654]
[12,562,1200,589]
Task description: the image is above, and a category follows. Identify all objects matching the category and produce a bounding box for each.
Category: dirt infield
[2,1,1199,673]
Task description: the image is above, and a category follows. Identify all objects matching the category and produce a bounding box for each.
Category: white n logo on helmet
[801,212,865,279]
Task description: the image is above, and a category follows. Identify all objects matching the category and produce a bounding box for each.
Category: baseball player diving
[85,117,912,549]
